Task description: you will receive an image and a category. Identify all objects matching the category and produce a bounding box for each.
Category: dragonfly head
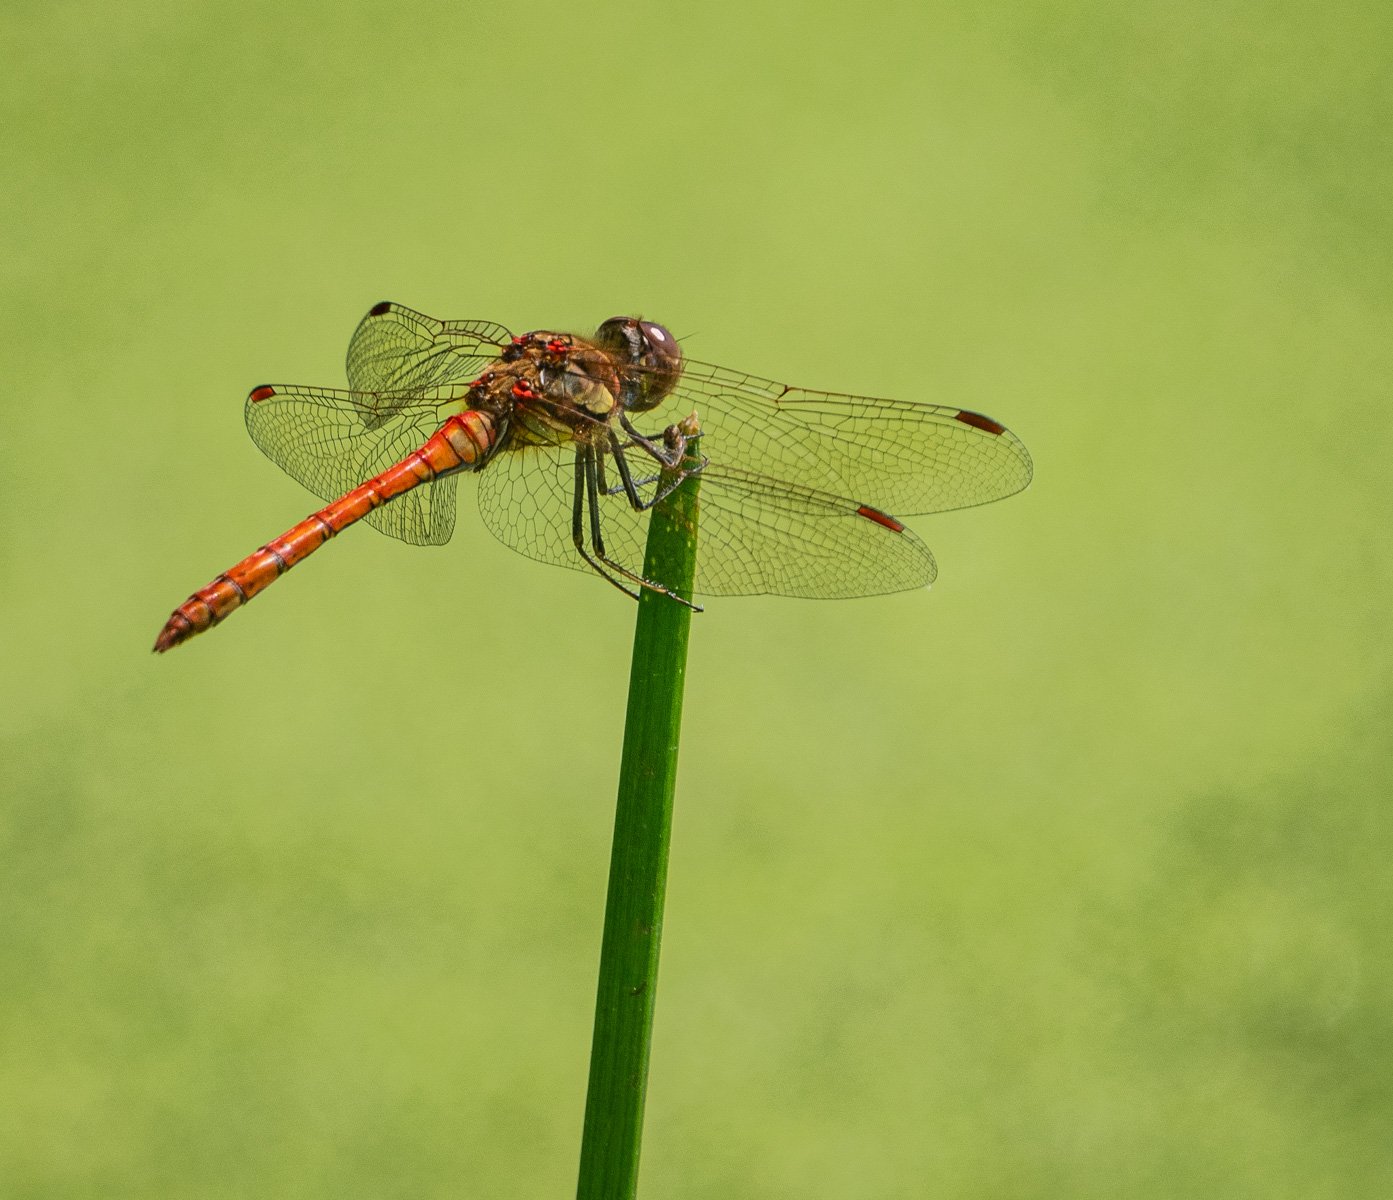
[594,317,682,412]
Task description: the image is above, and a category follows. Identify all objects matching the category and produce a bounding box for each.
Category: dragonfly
[153,302,1033,652]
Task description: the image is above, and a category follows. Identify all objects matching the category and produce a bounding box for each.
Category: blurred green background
[5,1,1391,1196]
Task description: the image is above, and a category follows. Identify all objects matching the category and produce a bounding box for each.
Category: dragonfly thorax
[479,336,626,450]
[542,359,616,416]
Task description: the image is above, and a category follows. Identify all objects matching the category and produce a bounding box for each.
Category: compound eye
[636,321,681,376]
[595,316,682,412]
[595,316,640,358]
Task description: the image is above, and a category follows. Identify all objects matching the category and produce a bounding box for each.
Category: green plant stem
[576,428,701,1200]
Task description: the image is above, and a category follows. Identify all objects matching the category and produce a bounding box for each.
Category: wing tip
[954,409,1007,436]
[855,504,907,533]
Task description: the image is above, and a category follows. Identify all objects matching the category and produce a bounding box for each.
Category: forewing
[345,302,512,416]
[638,359,1033,517]
[474,445,936,598]
[244,383,459,545]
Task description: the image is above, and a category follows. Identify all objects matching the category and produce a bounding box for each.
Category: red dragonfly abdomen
[153,410,495,652]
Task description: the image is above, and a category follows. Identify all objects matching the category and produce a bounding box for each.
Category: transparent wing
[244,383,461,545]
[474,443,937,598]
[636,359,1034,517]
[345,301,513,422]
[686,464,938,597]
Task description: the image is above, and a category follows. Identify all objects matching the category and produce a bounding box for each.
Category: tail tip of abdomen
[153,613,195,654]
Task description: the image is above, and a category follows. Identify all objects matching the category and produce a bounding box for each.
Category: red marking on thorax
[856,505,905,532]
[955,409,1006,435]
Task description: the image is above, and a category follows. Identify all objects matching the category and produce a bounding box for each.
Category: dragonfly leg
[571,447,641,600]
[580,444,702,611]
[602,434,661,505]
[594,444,657,498]
[605,428,704,514]
[619,410,694,470]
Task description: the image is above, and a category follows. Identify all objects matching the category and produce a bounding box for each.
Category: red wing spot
[368,301,392,316]
[955,409,1006,435]
[248,385,276,403]
[856,505,906,533]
